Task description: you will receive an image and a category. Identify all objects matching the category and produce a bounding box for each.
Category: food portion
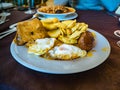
[41,18,59,30]
[28,38,56,55]
[40,19,89,45]
[38,5,75,14]
[14,18,47,45]
[78,31,95,51]
[14,18,95,60]
[48,44,87,60]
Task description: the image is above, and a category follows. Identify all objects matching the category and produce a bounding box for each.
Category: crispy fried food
[43,18,88,44]
[41,18,59,24]
[41,18,60,30]
[70,24,88,39]
[13,17,97,60]
[62,19,76,29]
[78,31,95,51]
[58,35,77,44]
[47,29,61,38]
[14,18,47,45]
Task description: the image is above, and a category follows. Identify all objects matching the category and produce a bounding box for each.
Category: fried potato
[62,19,76,29]
[58,35,77,44]
[70,25,88,39]
[66,19,76,29]
[47,29,61,38]
[41,18,89,44]
[41,18,60,30]
[56,22,67,29]
[70,30,83,39]
[41,22,58,30]
[71,23,81,32]
[41,18,59,24]
[79,24,88,32]
[66,29,72,35]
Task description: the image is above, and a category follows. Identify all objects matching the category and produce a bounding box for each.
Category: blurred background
[0,0,66,11]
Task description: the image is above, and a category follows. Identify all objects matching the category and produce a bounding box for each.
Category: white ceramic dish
[37,7,77,20]
[10,29,111,74]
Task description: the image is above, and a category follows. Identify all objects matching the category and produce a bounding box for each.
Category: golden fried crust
[14,18,47,45]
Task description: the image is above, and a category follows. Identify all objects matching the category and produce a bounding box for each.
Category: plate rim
[38,12,78,21]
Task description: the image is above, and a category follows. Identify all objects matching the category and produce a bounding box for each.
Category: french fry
[66,29,72,36]
[58,35,77,44]
[60,28,64,36]
[78,23,88,31]
[70,30,83,39]
[71,23,81,32]
[79,24,88,32]
[60,28,66,35]
[66,19,76,29]
[70,24,88,39]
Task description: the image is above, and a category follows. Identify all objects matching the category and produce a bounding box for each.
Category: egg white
[48,44,87,60]
[28,38,56,55]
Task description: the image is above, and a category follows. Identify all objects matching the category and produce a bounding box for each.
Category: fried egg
[28,38,56,55]
[48,44,87,60]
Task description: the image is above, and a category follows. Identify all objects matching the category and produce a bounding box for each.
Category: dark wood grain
[0,10,120,90]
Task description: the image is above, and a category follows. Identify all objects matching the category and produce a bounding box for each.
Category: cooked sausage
[78,31,94,51]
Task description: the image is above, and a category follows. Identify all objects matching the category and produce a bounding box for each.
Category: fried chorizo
[78,31,94,51]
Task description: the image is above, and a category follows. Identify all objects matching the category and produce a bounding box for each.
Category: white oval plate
[10,29,111,74]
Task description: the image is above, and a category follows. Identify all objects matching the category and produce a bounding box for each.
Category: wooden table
[0,10,120,90]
